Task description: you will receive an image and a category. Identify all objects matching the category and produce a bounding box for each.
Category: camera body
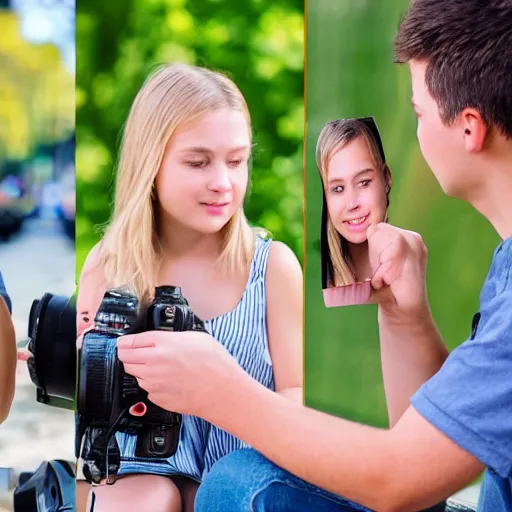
[77,285,206,484]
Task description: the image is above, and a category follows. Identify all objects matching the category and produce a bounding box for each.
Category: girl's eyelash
[186,160,206,167]
[184,156,249,169]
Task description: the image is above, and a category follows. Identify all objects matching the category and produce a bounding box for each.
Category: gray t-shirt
[412,236,512,511]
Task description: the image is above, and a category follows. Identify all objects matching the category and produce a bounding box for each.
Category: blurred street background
[304,1,495,502]
[0,0,75,509]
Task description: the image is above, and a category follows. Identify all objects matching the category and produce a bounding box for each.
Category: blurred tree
[76,0,304,275]
[0,12,74,162]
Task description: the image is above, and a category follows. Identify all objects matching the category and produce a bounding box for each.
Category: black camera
[77,285,206,484]
[26,293,77,409]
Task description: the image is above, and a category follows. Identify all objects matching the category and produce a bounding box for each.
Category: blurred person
[77,63,303,512]
[0,271,16,424]
[116,1,512,511]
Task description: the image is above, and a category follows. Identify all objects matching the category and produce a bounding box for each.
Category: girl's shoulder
[265,240,301,282]
[251,228,302,290]
[79,242,105,286]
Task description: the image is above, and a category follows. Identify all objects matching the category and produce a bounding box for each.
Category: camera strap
[81,405,132,485]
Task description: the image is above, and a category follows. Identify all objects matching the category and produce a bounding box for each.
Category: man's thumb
[366,223,378,240]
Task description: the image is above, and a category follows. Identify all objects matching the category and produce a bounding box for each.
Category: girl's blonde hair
[98,63,257,304]
[316,119,391,287]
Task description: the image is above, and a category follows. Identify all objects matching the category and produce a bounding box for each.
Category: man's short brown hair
[395,0,512,138]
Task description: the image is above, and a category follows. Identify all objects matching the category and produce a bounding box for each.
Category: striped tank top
[116,235,274,481]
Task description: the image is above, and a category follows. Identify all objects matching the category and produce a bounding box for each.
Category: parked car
[0,176,26,240]
[56,168,75,240]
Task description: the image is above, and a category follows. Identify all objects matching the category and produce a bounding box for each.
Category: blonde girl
[77,63,303,512]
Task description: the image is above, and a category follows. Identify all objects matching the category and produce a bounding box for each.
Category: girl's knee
[88,474,181,512]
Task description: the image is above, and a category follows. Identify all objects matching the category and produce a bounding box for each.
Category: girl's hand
[117,330,241,419]
[17,347,32,362]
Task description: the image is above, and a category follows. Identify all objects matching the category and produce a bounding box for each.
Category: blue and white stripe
[116,235,274,481]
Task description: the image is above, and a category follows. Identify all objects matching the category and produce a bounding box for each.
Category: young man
[116,0,512,510]
[0,271,16,424]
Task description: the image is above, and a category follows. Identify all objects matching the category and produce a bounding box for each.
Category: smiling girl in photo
[316,117,392,306]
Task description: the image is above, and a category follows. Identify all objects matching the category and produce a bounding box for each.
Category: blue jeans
[195,448,372,512]
[476,470,511,512]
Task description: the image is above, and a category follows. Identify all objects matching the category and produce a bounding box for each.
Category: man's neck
[465,148,512,240]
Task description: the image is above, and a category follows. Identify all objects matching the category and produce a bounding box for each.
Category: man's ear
[461,108,488,153]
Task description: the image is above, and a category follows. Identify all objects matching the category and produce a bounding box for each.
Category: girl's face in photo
[325,136,389,245]
[155,108,251,236]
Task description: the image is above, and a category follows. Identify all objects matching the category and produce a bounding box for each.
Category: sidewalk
[0,216,75,511]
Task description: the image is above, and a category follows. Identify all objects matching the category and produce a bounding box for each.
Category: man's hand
[117,330,240,419]
[367,222,429,318]
[367,223,448,425]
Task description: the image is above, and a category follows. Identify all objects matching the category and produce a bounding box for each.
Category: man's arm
[206,370,483,512]
[368,224,450,426]
[0,295,16,423]
[379,306,449,427]
[119,328,483,512]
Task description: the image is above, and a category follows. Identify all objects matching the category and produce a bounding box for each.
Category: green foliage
[76,0,304,275]
[0,11,74,162]
[305,2,499,426]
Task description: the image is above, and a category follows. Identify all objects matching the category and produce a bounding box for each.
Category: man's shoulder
[411,238,512,479]
[477,237,512,333]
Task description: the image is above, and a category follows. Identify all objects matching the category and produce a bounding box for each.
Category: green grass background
[304,1,499,426]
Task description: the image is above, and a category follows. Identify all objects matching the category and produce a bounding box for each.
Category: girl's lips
[202,202,230,215]
[343,214,369,232]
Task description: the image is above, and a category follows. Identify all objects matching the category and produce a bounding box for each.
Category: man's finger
[371,260,396,290]
[378,237,403,265]
[368,224,397,266]
[372,257,404,289]
[366,222,384,239]
[117,334,156,350]
[122,363,146,379]
[117,346,155,365]
[371,262,387,290]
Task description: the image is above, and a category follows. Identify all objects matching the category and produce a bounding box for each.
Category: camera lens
[28,293,77,405]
